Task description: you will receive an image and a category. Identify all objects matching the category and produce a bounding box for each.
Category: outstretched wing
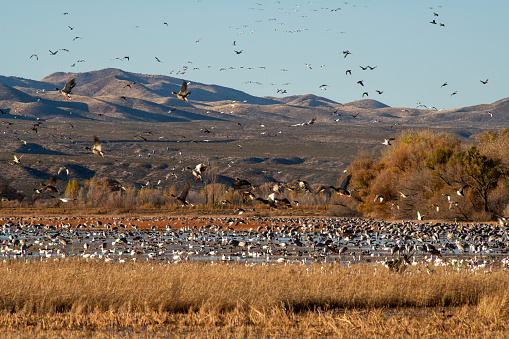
[93,136,102,151]
[179,80,188,95]
[49,176,57,186]
[63,78,76,92]
[339,174,352,192]
[179,183,190,200]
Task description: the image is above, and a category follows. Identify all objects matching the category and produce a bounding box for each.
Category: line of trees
[347,129,509,221]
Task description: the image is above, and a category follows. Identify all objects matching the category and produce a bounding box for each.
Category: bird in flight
[85,136,104,157]
[40,176,59,193]
[9,154,23,165]
[376,90,384,94]
[480,79,488,84]
[235,50,243,54]
[171,80,191,101]
[49,49,59,55]
[155,57,162,62]
[382,138,395,146]
[362,92,368,97]
[357,80,364,86]
[188,163,207,180]
[30,54,38,60]
[345,69,351,75]
[441,82,448,87]
[55,78,76,100]
[450,91,458,96]
[171,183,191,206]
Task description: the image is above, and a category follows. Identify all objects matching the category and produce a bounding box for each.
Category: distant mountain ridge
[0,68,506,127]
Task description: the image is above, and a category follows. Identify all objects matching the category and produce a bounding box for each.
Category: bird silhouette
[171,183,191,206]
[40,176,59,193]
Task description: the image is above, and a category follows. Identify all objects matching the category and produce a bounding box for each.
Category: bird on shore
[171,183,191,206]
[84,136,104,157]
[40,176,59,193]
[171,80,191,101]
[55,79,76,100]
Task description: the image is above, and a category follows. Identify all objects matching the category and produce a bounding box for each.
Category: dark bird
[0,109,8,114]
[40,176,59,193]
[376,90,384,94]
[342,50,351,58]
[171,80,191,101]
[480,79,489,84]
[360,66,368,70]
[349,112,360,118]
[72,36,82,41]
[155,57,162,62]
[330,174,351,195]
[362,92,369,97]
[232,178,252,190]
[55,78,76,100]
[357,80,364,86]
[120,96,127,101]
[84,136,104,157]
[49,49,58,55]
[450,91,457,96]
[441,82,448,87]
[171,183,191,206]
[30,54,38,60]
[433,12,439,16]
[367,66,377,70]
[345,69,351,75]
[68,26,74,30]
[235,50,243,54]
[163,22,168,26]
[430,19,437,24]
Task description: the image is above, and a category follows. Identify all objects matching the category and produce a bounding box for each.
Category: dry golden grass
[0,260,508,337]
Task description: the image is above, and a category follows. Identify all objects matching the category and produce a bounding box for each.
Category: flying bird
[49,49,58,55]
[30,54,38,60]
[345,69,351,75]
[9,154,23,165]
[40,176,59,193]
[480,79,488,84]
[155,57,162,62]
[188,163,207,180]
[450,91,457,96]
[85,136,104,157]
[58,167,69,176]
[382,138,395,146]
[55,78,76,100]
[234,50,243,54]
[171,183,191,206]
[362,92,369,97]
[357,80,364,86]
[171,80,191,101]
[330,174,351,195]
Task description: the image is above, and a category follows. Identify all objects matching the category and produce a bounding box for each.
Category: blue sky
[2,0,508,110]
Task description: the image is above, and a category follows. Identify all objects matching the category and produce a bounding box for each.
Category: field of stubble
[0,259,508,338]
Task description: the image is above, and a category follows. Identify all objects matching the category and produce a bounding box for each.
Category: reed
[0,260,507,337]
